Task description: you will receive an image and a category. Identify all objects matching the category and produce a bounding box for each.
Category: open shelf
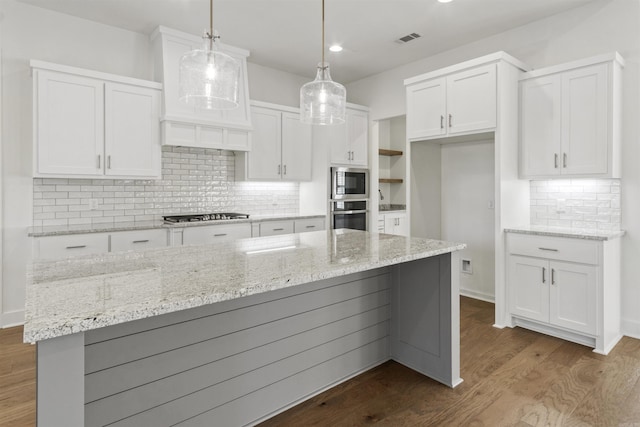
[379,178,404,184]
[378,149,403,156]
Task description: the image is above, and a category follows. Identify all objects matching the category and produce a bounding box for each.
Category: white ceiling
[18,0,596,83]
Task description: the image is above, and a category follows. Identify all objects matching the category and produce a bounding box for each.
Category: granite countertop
[24,229,465,343]
[504,225,625,241]
[27,214,327,237]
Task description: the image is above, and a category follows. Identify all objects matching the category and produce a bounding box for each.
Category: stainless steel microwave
[330,167,369,200]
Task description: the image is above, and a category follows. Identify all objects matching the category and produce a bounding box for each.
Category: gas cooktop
[163,213,250,223]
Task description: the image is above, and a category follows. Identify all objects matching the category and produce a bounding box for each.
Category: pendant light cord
[210,0,213,37]
[322,0,325,68]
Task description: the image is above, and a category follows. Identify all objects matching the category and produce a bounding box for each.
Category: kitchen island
[25,229,465,427]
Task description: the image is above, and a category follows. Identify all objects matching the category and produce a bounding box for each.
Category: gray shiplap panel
[86,293,389,402]
[85,307,389,422]
[177,339,389,427]
[101,324,389,427]
[85,272,390,373]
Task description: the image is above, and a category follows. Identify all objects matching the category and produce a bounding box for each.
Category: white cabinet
[294,217,325,233]
[181,223,252,245]
[330,108,369,166]
[378,212,408,236]
[151,26,252,151]
[32,61,162,179]
[110,229,169,252]
[258,220,295,237]
[406,64,496,141]
[33,228,169,260]
[236,102,312,181]
[34,233,109,261]
[519,53,623,178]
[506,232,621,354]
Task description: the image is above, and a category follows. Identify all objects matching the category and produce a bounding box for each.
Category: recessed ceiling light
[438,0,453,3]
[329,45,343,52]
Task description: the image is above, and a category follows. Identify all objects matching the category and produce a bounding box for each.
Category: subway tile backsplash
[33,146,300,226]
[530,179,621,230]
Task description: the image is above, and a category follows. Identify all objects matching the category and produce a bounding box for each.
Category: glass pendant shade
[300,62,346,125]
[179,38,240,110]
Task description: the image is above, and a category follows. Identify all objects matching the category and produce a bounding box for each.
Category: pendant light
[300,0,346,125]
[179,0,240,110]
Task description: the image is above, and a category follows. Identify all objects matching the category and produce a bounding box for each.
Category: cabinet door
[520,75,562,177]
[36,71,104,176]
[508,255,549,323]
[561,63,608,175]
[446,64,496,135]
[110,229,168,252]
[281,112,312,180]
[247,107,282,180]
[394,214,408,237]
[259,220,294,237]
[160,37,198,118]
[549,261,597,335]
[329,122,350,164]
[348,110,368,166]
[105,83,161,177]
[182,223,252,245]
[406,78,446,140]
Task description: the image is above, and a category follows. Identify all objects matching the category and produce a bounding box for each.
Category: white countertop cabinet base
[506,232,621,354]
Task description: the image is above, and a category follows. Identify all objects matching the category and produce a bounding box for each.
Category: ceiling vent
[395,33,421,44]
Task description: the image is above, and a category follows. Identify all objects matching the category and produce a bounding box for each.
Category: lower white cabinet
[110,229,169,252]
[294,217,325,233]
[35,233,109,261]
[34,228,169,260]
[378,212,408,236]
[181,223,252,245]
[506,232,621,354]
[258,220,294,237]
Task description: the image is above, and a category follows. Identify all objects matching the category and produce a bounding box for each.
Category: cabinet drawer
[110,229,168,252]
[35,233,109,260]
[507,233,599,265]
[294,218,325,233]
[182,223,252,245]
[259,220,294,237]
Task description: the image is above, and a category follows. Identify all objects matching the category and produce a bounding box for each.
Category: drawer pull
[542,267,546,284]
[305,225,316,228]
[440,115,444,129]
[551,268,556,285]
[554,153,558,168]
[538,247,558,252]
[213,233,227,237]
[132,240,149,244]
[66,245,87,249]
[273,228,284,231]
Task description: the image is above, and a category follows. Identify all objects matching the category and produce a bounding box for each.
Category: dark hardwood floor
[1,297,639,426]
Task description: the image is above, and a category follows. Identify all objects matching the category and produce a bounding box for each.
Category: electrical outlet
[556,198,566,214]
[89,199,99,210]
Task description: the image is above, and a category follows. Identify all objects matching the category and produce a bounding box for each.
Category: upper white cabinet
[330,107,369,166]
[151,26,252,151]
[406,63,496,141]
[519,53,623,178]
[236,102,312,181]
[32,61,162,179]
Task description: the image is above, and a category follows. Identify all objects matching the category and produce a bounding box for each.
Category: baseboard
[1,309,25,328]
[622,319,640,340]
[459,288,495,304]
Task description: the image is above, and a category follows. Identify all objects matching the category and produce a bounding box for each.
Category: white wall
[441,140,495,302]
[0,0,311,326]
[347,0,640,336]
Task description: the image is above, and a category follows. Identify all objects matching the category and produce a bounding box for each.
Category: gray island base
[25,230,465,427]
